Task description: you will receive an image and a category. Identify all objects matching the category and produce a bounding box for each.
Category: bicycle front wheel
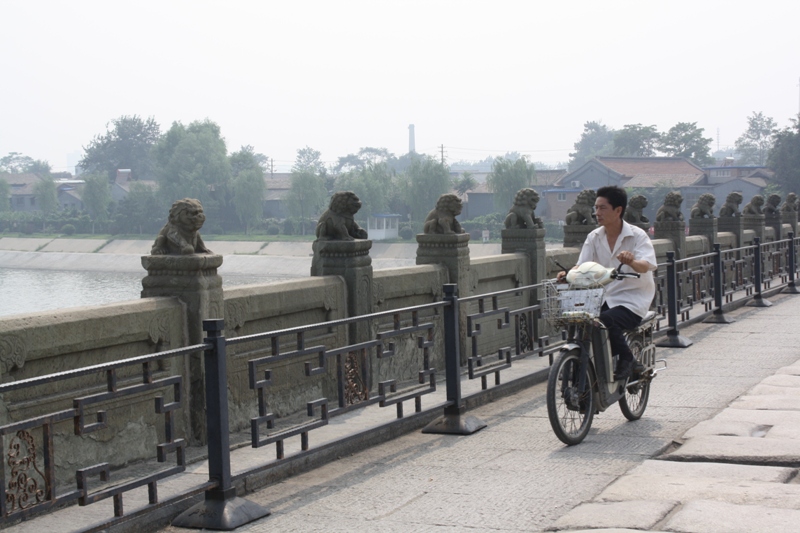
[547,349,594,445]
[619,335,650,421]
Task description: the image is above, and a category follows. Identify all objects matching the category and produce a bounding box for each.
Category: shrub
[267,224,280,235]
[399,225,414,240]
[61,224,76,235]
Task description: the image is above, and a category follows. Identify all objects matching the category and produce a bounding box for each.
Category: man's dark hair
[596,185,627,218]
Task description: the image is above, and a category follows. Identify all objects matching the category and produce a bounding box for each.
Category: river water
[0,268,291,318]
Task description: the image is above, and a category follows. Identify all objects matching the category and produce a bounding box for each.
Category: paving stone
[731,394,800,411]
[549,500,677,531]
[665,499,800,533]
[666,435,800,465]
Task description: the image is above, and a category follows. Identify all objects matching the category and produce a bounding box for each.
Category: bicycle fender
[560,343,582,354]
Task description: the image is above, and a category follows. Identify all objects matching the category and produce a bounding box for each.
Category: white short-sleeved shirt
[577,221,657,318]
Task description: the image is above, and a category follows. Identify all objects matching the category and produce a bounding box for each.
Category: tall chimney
[408,124,416,154]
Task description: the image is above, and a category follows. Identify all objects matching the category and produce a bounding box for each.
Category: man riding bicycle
[557,186,657,381]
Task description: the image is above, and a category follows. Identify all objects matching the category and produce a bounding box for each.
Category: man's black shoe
[614,359,634,381]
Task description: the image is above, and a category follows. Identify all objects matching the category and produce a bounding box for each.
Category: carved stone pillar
[141,254,224,445]
[310,239,373,344]
[563,224,596,249]
[689,217,718,247]
[742,214,766,241]
[717,217,745,248]
[765,213,783,240]
[782,210,798,237]
[416,233,470,362]
[501,228,545,287]
[654,220,686,259]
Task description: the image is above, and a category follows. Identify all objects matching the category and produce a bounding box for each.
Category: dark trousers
[599,304,642,363]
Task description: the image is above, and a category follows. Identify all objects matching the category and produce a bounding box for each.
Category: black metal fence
[2,234,798,531]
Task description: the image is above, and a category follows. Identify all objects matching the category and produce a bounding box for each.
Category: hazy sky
[2,1,799,173]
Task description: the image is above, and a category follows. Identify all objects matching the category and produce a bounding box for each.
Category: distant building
[367,214,401,240]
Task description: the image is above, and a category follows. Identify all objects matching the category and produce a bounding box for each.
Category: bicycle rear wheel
[547,349,594,445]
[619,335,650,421]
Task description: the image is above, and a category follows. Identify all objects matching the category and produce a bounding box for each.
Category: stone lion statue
[742,194,765,216]
[565,189,596,225]
[315,191,368,240]
[764,194,782,215]
[655,191,684,222]
[690,193,716,219]
[623,195,649,224]
[781,192,798,213]
[151,198,212,255]
[718,192,743,217]
[504,188,544,229]
[423,193,465,234]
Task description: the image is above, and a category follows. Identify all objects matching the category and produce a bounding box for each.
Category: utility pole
[269,158,274,178]
[440,144,446,167]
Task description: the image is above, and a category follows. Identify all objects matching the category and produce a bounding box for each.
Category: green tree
[154,120,232,222]
[403,156,452,222]
[81,115,161,181]
[452,171,477,196]
[116,182,161,234]
[735,112,777,165]
[768,116,800,191]
[613,124,661,157]
[33,177,58,229]
[487,156,536,212]
[569,121,616,170]
[335,162,395,219]
[658,122,714,165]
[230,146,266,234]
[0,179,10,211]
[287,147,327,234]
[81,173,111,233]
[0,152,51,174]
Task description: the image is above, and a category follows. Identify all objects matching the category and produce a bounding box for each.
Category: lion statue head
[150,198,211,255]
[329,191,362,216]
[782,192,798,212]
[504,188,542,229]
[726,192,743,205]
[513,188,540,209]
[576,189,596,205]
[764,193,782,215]
[690,193,716,219]
[743,194,765,215]
[698,193,715,209]
[435,193,462,216]
[315,191,367,240]
[664,191,684,207]
[423,193,464,234]
[629,195,648,210]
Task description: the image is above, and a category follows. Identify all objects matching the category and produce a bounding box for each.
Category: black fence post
[656,251,693,348]
[704,243,735,323]
[422,284,486,435]
[783,232,799,294]
[747,237,773,307]
[172,319,270,530]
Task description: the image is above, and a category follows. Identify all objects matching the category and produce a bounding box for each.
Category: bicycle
[543,262,666,446]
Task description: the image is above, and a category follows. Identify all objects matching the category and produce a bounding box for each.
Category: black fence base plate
[746,297,773,307]
[422,414,487,435]
[655,334,693,348]
[172,496,270,531]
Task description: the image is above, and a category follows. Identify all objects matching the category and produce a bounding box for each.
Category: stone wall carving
[565,190,596,225]
[423,194,465,234]
[690,193,716,219]
[0,335,26,374]
[719,192,743,217]
[150,198,212,255]
[315,191,368,241]
[504,188,543,229]
[656,191,684,222]
[623,195,649,224]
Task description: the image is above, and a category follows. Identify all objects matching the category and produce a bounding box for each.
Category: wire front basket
[541,280,605,327]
